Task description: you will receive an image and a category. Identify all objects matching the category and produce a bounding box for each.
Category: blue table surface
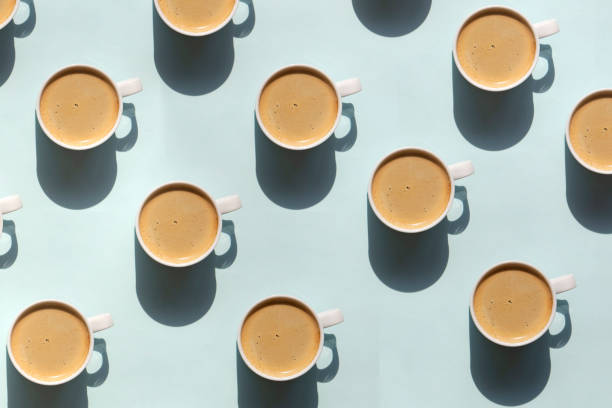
[0,0,608,407]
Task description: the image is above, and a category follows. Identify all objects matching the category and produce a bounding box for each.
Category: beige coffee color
[0,0,15,24]
[10,304,90,382]
[139,185,219,264]
[371,152,451,230]
[569,93,612,171]
[473,267,553,344]
[157,0,235,33]
[241,299,320,378]
[39,67,119,147]
[456,9,536,88]
[258,67,339,147]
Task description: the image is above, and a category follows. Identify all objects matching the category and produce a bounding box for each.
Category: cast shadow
[565,142,612,233]
[152,0,255,96]
[6,338,108,408]
[0,0,36,87]
[35,104,138,210]
[452,45,555,151]
[351,0,431,37]
[255,103,357,210]
[469,300,572,406]
[0,220,18,269]
[236,334,339,408]
[135,220,237,327]
[367,186,470,292]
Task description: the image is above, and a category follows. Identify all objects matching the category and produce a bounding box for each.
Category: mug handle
[0,195,23,233]
[448,161,475,180]
[88,313,114,332]
[335,79,362,98]
[317,309,344,328]
[533,19,559,39]
[216,195,242,215]
[550,274,576,294]
[116,78,143,98]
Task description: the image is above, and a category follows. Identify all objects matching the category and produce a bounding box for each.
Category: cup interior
[154,0,238,37]
[8,300,93,386]
[238,296,323,381]
[0,0,18,29]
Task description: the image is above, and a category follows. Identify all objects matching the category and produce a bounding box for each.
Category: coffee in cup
[567,90,612,173]
[156,0,236,35]
[0,0,16,26]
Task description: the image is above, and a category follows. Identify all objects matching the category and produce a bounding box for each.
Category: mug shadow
[565,142,612,233]
[351,0,431,37]
[0,219,18,269]
[367,186,470,292]
[452,46,555,151]
[135,220,237,327]
[35,104,138,210]
[254,103,356,210]
[6,338,108,408]
[0,0,36,87]
[236,334,339,408]
[469,300,572,406]
[152,0,255,96]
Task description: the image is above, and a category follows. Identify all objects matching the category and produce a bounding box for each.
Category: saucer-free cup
[368,147,474,233]
[255,64,362,151]
[566,89,612,175]
[36,64,142,151]
[135,181,242,268]
[453,6,559,92]
[470,261,576,347]
[0,194,22,234]
[237,295,343,381]
[7,299,113,386]
[154,0,240,37]
[0,0,20,30]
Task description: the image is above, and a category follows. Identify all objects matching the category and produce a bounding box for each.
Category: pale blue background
[0,0,607,406]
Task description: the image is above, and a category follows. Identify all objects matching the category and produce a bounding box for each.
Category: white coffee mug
[237,295,343,382]
[36,64,143,151]
[154,0,240,37]
[255,64,362,151]
[368,147,474,233]
[0,194,22,235]
[470,261,576,348]
[566,89,612,175]
[453,6,559,92]
[7,299,113,386]
[0,0,20,30]
[136,181,242,268]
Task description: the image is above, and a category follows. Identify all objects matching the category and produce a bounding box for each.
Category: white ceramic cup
[0,194,22,235]
[368,147,474,233]
[136,181,242,268]
[35,64,143,151]
[453,6,559,92]
[566,89,612,175]
[154,0,240,37]
[255,64,362,151]
[237,295,343,381]
[470,261,576,348]
[7,299,113,386]
[0,0,21,30]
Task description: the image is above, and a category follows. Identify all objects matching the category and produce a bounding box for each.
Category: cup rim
[452,5,541,92]
[0,0,20,31]
[469,261,558,348]
[236,295,325,382]
[35,64,125,151]
[6,299,96,386]
[367,147,457,234]
[135,181,223,268]
[255,64,343,151]
[153,0,239,37]
[565,88,612,175]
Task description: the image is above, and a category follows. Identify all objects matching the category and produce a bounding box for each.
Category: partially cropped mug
[238,295,343,381]
[470,261,576,347]
[36,64,142,151]
[453,6,559,92]
[0,194,22,234]
[0,0,31,31]
[256,64,362,151]
[7,300,113,386]
[136,181,242,268]
[368,147,474,233]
